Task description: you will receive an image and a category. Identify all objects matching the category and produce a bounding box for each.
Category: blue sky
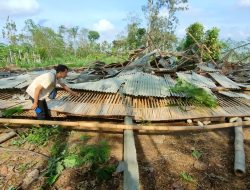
[0,0,250,42]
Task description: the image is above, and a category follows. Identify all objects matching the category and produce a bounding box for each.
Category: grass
[192,150,202,160]
[180,172,195,183]
[2,105,24,117]
[170,78,218,108]
[1,53,127,69]
[11,125,63,146]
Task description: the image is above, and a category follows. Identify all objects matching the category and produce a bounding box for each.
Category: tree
[68,26,79,56]
[183,22,222,62]
[142,0,188,50]
[204,27,221,61]
[88,30,100,43]
[2,17,18,45]
[184,22,204,49]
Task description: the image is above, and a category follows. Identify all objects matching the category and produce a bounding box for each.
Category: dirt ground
[136,128,250,190]
[0,128,123,190]
[0,126,250,190]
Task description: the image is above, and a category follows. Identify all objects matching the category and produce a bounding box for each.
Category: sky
[0,0,250,43]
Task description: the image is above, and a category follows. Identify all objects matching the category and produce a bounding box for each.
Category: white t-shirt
[26,72,63,100]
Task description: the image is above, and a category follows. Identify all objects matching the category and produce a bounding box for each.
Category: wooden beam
[0,118,250,131]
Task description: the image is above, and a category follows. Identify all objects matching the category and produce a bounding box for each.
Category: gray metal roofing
[177,72,217,89]
[219,91,250,99]
[209,72,241,89]
[0,74,31,89]
[198,64,219,72]
[120,72,169,97]
[68,77,122,93]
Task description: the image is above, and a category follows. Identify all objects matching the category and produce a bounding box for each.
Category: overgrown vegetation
[170,78,218,108]
[44,139,115,186]
[11,125,63,146]
[2,105,24,117]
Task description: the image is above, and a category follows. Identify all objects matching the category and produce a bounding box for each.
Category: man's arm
[60,83,79,96]
[31,84,43,109]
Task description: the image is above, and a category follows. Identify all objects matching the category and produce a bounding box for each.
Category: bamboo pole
[0,131,16,144]
[233,118,246,177]
[0,118,250,131]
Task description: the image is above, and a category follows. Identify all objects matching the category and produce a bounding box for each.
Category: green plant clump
[2,105,24,117]
[170,79,218,108]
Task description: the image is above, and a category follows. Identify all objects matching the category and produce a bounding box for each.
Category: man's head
[55,64,68,79]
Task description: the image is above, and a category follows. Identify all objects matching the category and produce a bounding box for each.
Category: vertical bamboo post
[233,118,246,176]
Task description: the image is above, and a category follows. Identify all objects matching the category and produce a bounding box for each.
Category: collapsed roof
[0,50,250,121]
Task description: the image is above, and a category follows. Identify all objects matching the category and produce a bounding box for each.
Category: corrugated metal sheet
[209,72,241,89]
[177,72,216,89]
[68,77,122,93]
[121,72,168,97]
[219,91,250,99]
[198,64,219,72]
[0,74,31,89]
[191,72,217,88]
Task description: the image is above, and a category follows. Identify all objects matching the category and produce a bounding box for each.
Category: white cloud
[93,19,114,32]
[238,0,250,7]
[0,0,40,17]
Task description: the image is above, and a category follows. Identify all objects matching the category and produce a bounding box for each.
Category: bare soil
[0,126,250,190]
[0,128,123,190]
[136,128,250,190]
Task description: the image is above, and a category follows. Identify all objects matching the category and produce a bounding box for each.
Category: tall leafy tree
[184,22,204,49]
[88,30,100,42]
[2,17,18,45]
[68,26,79,56]
[204,27,221,61]
[142,0,188,50]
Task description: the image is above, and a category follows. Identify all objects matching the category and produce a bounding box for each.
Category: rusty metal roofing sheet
[219,91,250,99]
[209,72,241,89]
[68,77,122,93]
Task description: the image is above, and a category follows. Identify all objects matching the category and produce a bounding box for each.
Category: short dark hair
[54,64,68,73]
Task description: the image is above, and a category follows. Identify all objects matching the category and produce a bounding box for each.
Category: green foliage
[180,172,195,183]
[26,126,63,146]
[18,163,30,173]
[11,126,63,147]
[80,134,91,141]
[204,28,222,61]
[126,21,146,49]
[79,140,110,165]
[192,150,202,159]
[95,165,116,181]
[184,22,204,49]
[2,105,24,117]
[170,78,218,108]
[44,139,67,186]
[44,138,112,186]
[183,22,223,61]
[142,0,187,50]
[88,30,100,42]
